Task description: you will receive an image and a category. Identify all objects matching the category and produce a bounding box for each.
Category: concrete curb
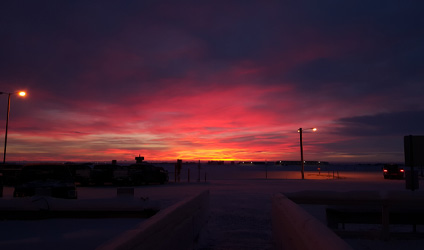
[97,190,209,250]
[272,193,352,250]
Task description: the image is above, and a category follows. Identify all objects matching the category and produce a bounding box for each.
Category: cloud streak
[1,0,423,163]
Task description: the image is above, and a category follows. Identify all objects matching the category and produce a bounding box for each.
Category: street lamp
[0,91,26,164]
[298,127,317,180]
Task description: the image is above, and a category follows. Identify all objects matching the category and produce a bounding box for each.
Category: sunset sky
[1,0,423,163]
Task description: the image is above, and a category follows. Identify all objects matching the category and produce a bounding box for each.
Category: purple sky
[1,0,423,163]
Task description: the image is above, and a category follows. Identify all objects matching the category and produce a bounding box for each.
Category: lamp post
[1,91,26,164]
[298,127,317,180]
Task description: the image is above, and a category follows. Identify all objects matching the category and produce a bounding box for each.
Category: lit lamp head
[18,91,26,97]
[298,128,317,132]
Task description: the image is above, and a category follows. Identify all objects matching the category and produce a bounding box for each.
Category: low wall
[271,193,352,250]
[284,190,424,240]
[97,190,210,250]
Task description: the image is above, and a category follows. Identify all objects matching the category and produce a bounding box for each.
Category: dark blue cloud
[2,0,423,89]
[336,110,424,137]
[268,1,424,93]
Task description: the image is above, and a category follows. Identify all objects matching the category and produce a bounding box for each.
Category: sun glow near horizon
[2,1,418,165]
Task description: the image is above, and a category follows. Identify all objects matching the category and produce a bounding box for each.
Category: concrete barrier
[97,190,209,250]
[0,195,160,220]
[272,193,352,250]
[285,190,424,240]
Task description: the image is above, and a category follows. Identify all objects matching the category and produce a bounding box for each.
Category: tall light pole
[298,127,317,180]
[1,91,26,164]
